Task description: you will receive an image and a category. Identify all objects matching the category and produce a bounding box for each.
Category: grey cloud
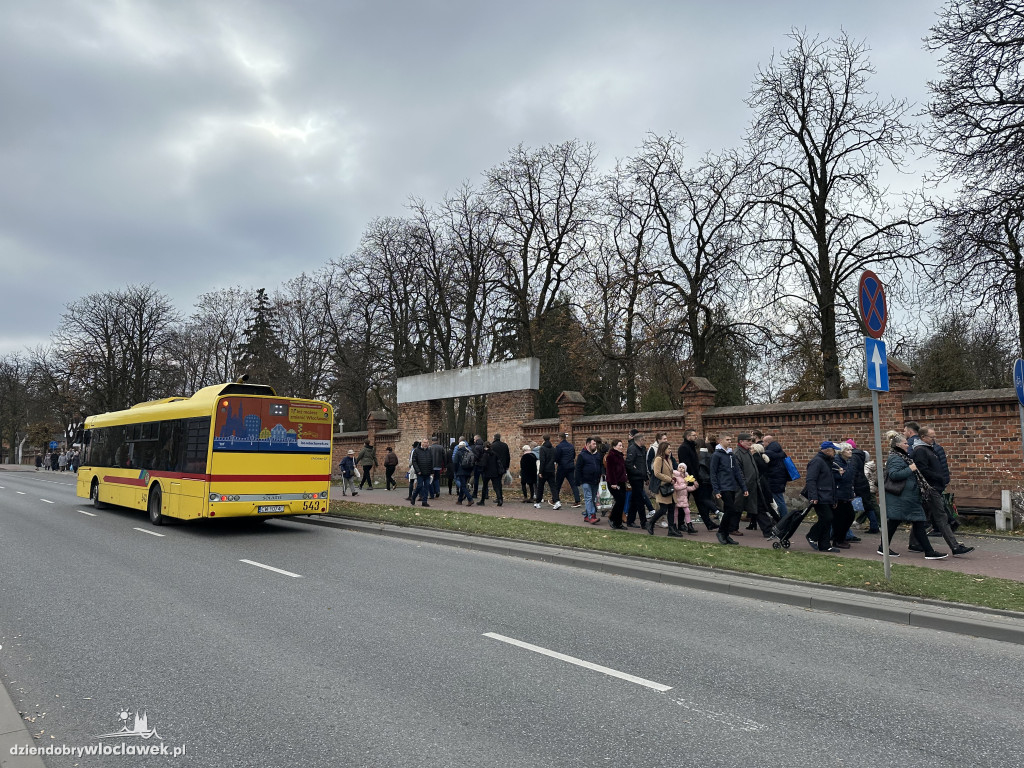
[0,0,941,354]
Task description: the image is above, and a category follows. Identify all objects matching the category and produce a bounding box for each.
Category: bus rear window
[212,397,332,454]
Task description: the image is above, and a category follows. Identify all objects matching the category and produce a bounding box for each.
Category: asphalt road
[1,470,1022,767]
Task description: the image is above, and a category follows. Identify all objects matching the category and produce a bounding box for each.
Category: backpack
[460,448,476,470]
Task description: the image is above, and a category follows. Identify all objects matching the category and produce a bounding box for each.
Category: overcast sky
[0,0,944,355]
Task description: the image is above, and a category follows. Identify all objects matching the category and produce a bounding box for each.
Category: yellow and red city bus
[76,382,333,525]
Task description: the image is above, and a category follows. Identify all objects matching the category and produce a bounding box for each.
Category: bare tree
[486,140,597,357]
[0,354,31,463]
[926,0,1024,184]
[275,274,333,399]
[746,31,920,399]
[636,136,755,381]
[934,183,1024,353]
[54,284,180,413]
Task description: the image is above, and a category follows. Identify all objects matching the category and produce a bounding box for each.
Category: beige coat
[652,455,675,506]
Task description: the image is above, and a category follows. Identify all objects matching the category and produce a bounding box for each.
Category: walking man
[761,432,792,521]
[625,428,650,527]
[913,426,973,556]
[575,436,603,524]
[709,435,747,545]
[805,442,840,553]
[554,433,581,508]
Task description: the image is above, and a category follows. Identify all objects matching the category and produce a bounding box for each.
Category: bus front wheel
[148,485,165,526]
[91,480,108,510]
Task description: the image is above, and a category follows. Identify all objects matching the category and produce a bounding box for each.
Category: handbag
[658,481,674,496]
[883,474,905,495]
[852,496,865,513]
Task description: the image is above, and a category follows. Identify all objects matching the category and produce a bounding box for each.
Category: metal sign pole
[872,389,891,581]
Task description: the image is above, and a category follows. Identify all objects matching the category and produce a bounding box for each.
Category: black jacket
[805,451,837,505]
[481,449,502,479]
[913,442,945,492]
[625,440,648,481]
[411,446,434,476]
[575,449,603,486]
[538,441,556,475]
[762,441,790,494]
[709,448,746,494]
[678,440,699,477]
[554,439,575,470]
[491,439,511,474]
[519,452,538,483]
[849,448,871,496]
[427,443,447,470]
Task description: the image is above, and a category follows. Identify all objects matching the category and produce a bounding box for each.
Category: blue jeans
[456,473,473,502]
[417,474,432,504]
[582,482,598,518]
[431,469,442,497]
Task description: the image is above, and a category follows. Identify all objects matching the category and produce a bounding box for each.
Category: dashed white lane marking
[16,491,25,495]
[239,559,302,578]
[668,696,769,732]
[79,510,97,517]
[483,632,672,692]
[133,527,165,537]
[40,499,54,504]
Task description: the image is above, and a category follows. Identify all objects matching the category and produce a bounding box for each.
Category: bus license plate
[259,505,285,514]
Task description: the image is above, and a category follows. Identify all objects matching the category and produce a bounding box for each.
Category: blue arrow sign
[1014,358,1024,406]
[865,337,889,392]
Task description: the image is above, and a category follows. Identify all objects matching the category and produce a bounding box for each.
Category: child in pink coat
[673,463,698,534]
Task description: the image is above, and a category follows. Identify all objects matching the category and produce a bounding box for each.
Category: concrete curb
[0,675,46,768]
[301,515,1024,646]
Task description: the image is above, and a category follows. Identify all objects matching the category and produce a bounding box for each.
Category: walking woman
[605,439,628,530]
[383,447,398,490]
[879,432,948,560]
[831,442,857,548]
[355,441,377,490]
[519,445,537,503]
[646,441,682,536]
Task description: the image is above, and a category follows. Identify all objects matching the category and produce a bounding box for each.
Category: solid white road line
[483,632,673,692]
[133,527,166,537]
[40,499,54,504]
[239,559,302,578]
[79,510,97,517]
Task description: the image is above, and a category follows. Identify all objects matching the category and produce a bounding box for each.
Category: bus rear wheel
[90,479,108,509]
[148,485,165,526]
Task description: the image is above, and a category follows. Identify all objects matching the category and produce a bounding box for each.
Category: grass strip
[328,501,1024,613]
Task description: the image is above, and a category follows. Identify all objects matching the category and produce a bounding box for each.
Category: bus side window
[183,418,210,474]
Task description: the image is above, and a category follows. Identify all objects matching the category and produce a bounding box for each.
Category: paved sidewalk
[337,483,1024,583]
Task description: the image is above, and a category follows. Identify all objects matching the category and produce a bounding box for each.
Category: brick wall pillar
[878,357,915,433]
[396,400,441,472]
[556,391,586,444]
[488,389,536,457]
[680,377,718,440]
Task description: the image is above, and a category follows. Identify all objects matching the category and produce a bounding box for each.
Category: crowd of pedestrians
[35,448,79,472]
[340,420,977,561]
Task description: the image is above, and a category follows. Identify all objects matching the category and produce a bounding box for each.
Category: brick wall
[522,378,1023,508]
[381,362,1024,509]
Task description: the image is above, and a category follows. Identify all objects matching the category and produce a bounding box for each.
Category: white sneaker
[552,501,562,510]
[660,520,669,528]
[533,503,541,509]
